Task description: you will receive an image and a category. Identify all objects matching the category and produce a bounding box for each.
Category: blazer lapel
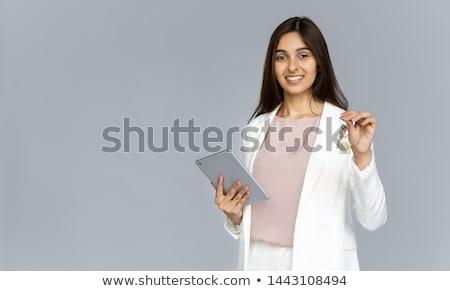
[295,107,327,216]
[245,102,341,215]
[296,102,342,216]
[245,104,282,172]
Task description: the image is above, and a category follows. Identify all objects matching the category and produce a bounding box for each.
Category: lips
[286,75,304,82]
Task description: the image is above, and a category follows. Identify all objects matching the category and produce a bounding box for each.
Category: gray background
[1,0,449,270]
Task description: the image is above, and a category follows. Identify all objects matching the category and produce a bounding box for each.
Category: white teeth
[286,76,303,81]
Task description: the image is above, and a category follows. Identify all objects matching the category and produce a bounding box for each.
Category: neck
[278,94,323,119]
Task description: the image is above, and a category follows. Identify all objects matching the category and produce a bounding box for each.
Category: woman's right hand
[213,175,250,225]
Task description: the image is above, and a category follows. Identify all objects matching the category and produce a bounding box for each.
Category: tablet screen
[196,149,270,206]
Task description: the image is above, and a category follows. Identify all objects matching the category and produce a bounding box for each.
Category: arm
[349,147,387,230]
[212,175,249,238]
[341,110,387,230]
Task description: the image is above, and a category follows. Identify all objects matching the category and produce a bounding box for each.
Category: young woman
[213,16,387,270]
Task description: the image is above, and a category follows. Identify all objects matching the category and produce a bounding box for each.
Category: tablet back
[195,149,270,206]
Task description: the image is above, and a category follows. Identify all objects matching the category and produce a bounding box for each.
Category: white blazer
[224,102,387,270]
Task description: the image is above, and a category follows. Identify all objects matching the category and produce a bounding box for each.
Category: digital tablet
[195,149,270,206]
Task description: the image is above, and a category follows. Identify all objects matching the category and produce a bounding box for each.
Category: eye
[298,53,309,59]
[275,55,287,61]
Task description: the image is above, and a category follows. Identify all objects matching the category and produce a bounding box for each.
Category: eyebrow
[275,47,311,53]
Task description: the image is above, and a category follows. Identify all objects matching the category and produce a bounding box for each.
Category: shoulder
[246,111,273,127]
[323,101,346,117]
[247,103,283,126]
[248,112,271,126]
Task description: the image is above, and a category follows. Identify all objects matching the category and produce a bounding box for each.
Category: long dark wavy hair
[248,16,348,122]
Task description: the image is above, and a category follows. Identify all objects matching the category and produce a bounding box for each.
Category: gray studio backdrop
[1,0,449,270]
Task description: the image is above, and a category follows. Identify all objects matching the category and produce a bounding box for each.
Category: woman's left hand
[340,110,377,169]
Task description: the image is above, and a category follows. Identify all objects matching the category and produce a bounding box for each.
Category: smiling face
[274,31,318,100]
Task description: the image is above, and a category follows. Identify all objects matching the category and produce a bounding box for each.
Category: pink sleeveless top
[250,115,320,247]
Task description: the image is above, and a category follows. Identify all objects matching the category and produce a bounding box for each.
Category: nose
[288,59,298,72]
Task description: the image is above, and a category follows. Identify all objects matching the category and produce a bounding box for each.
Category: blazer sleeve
[348,145,387,231]
[224,216,241,239]
[222,119,259,240]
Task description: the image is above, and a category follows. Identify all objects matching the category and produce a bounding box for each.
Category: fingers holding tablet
[214,175,249,225]
[196,149,269,207]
